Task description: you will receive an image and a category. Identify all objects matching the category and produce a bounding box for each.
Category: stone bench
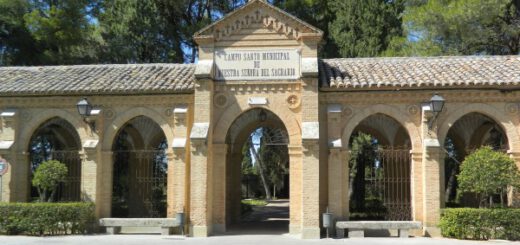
[336,221,422,238]
[99,218,180,235]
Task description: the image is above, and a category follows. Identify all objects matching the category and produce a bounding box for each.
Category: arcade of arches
[1,0,520,240]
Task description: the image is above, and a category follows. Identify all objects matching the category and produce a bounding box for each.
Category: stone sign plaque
[214,49,301,81]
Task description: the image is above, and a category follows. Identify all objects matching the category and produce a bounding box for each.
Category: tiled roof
[0,64,195,96]
[320,56,520,90]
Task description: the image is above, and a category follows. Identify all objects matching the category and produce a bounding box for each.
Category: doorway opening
[29,117,82,202]
[226,109,290,234]
[111,116,168,218]
[348,114,412,221]
[444,112,509,208]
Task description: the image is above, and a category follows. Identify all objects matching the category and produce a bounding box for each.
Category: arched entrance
[224,108,290,234]
[348,113,412,221]
[444,112,509,207]
[28,117,82,202]
[111,116,168,218]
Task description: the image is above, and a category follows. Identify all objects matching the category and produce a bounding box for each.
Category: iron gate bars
[367,147,412,221]
[112,149,167,218]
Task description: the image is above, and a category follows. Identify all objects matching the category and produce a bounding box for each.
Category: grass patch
[241,199,268,206]
[241,199,268,215]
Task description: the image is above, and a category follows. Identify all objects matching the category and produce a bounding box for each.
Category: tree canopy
[386,0,520,56]
[1,0,518,66]
[32,160,68,202]
[457,146,520,207]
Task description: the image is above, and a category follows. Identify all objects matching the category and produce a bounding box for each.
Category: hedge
[0,202,95,236]
[439,208,520,240]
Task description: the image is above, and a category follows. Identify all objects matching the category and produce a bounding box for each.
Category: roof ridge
[0,63,196,70]
[194,0,322,38]
[321,55,520,62]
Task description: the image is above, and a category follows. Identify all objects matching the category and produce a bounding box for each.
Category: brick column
[212,143,227,233]
[97,150,113,218]
[81,149,98,203]
[165,151,175,217]
[328,149,349,220]
[302,137,321,239]
[0,110,22,202]
[188,67,213,236]
[170,104,190,217]
[410,150,424,236]
[420,104,445,237]
[189,139,210,237]
[288,145,302,235]
[326,104,349,229]
[0,151,27,202]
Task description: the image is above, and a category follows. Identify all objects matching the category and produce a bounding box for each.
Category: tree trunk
[445,166,459,202]
[250,139,272,200]
[348,161,357,202]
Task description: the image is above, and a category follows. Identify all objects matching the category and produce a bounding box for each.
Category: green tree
[98,0,183,63]
[457,146,520,208]
[387,0,520,56]
[349,133,376,211]
[23,0,100,64]
[32,160,68,202]
[242,127,289,200]
[271,0,338,57]
[0,0,38,65]
[328,0,405,57]
[0,0,100,65]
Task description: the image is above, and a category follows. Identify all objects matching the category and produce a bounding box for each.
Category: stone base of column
[190,225,209,237]
[423,226,441,237]
[289,224,301,235]
[301,226,321,239]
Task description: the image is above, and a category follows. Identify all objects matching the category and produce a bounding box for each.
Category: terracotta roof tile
[0,64,195,96]
[319,56,520,90]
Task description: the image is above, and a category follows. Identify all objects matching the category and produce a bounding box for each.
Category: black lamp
[428,93,445,130]
[77,98,93,117]
[430,93,445,113]
[76,98,96,131]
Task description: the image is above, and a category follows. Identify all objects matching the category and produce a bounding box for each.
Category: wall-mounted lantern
[77,97,93,117]
[76,98,99,131]
[428,93,445,130]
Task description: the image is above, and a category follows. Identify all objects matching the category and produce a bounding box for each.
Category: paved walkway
[226,199,289,235]
[0,235,516,245]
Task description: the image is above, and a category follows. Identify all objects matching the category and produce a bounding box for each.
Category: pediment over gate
[194,0,323,44]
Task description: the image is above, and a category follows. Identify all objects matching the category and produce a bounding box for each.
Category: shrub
[0,202,95,236]
[457,146,520,207]
[440,208,520,240]
[32,160,68,202]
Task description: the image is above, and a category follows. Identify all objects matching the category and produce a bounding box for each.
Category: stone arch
[220,107,291,229]
[213,105,300,145]
[102,107,174,151]
[438,103,519,150]
[110,115,169,218]
[19,109,88,152]
[342,104,421,151]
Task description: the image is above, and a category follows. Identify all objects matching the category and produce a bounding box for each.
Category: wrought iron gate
[112,150,167,218]
[30,150,82,202]
[52,151,82,201]
[366,147,411,221]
